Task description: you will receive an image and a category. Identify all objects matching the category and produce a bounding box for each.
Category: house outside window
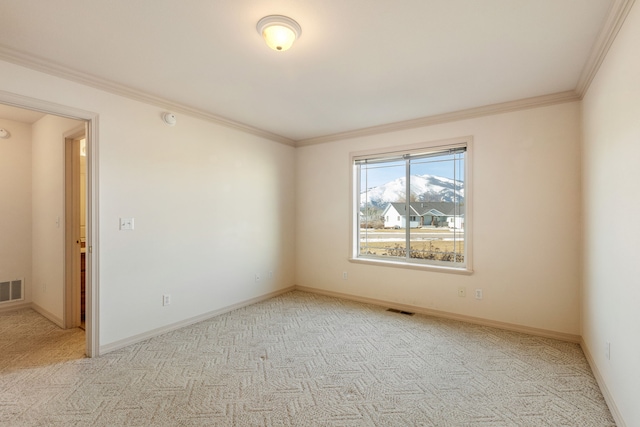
[352,137,472,272]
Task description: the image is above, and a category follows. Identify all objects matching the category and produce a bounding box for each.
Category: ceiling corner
[575,0,636,97]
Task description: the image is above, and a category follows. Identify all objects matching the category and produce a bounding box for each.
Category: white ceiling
[0,104,46,124]
[0,0,623,143]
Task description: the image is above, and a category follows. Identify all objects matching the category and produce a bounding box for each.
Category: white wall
[31,114,84,323]
[0,118,32,304]
[582,2,640,425]
[296,102,582,336]
[0,59,296,348]
[99,106,296,345]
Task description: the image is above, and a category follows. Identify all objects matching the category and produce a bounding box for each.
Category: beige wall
[582,2,640,425]
[0,118,32,304]
[296,102,582,336]
[0,59,297,348]
[31,115,84,324]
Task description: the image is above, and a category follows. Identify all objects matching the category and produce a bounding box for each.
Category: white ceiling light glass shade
[0,128,10,139]
[257,15,301,52]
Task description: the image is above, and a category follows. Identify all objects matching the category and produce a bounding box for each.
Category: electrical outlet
[163,294,171,306]
[605,342,611,360]
[42,283,46,292]
[343,272,348,280]
[475,289,483,300]
[255,274,261,282]
[268,271,273,279]
[458,287,466,297]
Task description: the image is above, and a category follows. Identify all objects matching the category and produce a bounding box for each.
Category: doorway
[0,91,99,357]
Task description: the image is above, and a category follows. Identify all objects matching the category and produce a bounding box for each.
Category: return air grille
[387,308,414,316]
[0,279,23,304]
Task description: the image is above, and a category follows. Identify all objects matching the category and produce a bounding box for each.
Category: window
[352,138,471,272]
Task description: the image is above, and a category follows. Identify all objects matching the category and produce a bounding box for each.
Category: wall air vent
[387,308,415,316]
[0,279,24,304]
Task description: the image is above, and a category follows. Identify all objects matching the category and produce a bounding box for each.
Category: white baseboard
[100,286,295,355]
[295,286,581,343]
[580,339,626,427]
[0,301,31,313]
[31,303,64,328]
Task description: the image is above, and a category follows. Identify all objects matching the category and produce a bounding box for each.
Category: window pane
[452,153,465,263]
[408,152,465,264]
[359,160,406,259]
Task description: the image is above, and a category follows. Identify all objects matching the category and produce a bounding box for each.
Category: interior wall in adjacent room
[0,118,32,306]
[31,114,84,324]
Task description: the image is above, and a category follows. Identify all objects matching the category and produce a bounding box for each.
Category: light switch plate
[119,217,134,230]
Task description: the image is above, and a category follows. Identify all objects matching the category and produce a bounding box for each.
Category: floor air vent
[387,308,414,316]
[0,279,23,304]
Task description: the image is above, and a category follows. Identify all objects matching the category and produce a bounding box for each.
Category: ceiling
[0,104,46,124]
[0,0,628,144]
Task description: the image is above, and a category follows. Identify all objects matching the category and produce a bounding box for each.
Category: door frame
[0,90,100,357]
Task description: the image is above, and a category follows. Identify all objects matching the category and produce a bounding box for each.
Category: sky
[361,156,464,188]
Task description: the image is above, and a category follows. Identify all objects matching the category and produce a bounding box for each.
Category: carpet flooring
[0,291,615,426]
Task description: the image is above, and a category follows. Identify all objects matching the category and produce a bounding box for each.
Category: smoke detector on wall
[162,112,177,126]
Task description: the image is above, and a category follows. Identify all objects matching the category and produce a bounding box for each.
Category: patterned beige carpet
[0,291,614,426]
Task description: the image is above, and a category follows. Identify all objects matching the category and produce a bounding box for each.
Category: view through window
[355,142,468,269]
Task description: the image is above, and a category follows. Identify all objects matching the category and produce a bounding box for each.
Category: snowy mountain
[360,174,464,208]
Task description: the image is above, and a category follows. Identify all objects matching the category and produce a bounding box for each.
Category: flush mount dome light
[257,15,301,52]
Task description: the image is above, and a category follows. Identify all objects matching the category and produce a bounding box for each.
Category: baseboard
[31,302,64,328]
[580,338,626,427]
[295,286,581,343]
[0,301,31,313]
[100,286,295,355]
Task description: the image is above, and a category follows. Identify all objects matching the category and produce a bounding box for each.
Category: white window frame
[349,136,473,274]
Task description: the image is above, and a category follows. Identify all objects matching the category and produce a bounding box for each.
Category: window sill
[348,257,473,275]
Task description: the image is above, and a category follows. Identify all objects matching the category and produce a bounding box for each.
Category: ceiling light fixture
[0,128,10,139]
[256,15,301,52]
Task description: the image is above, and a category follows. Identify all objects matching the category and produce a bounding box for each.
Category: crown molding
[295,90,580,147]
[575,0,636,97]
[0,45,296,147]
[2,0,632,151]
